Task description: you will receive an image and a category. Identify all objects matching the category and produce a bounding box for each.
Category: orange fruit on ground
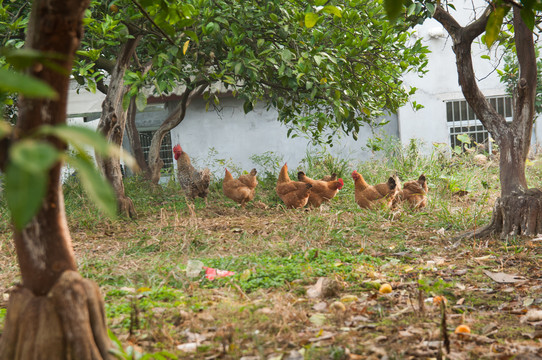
[433,295,447,305]
[379,283,393,294]
[454,324,471,334]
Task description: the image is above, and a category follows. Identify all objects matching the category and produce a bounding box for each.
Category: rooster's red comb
[173,144,182,153]
[337,178,344,189]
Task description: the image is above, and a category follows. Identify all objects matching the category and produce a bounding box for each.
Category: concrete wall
[67,90,398,178]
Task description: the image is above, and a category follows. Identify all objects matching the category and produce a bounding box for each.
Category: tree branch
[128,0,177,47]
[433,4,507,139]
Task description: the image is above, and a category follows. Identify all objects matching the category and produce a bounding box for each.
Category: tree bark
[0,0,112,358]
[147,82,208,184]
[96,37,142,219]
[434,5,537,239]
[125,96,151,177]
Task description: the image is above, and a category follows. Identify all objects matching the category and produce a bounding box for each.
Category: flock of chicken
[173,144,428,210]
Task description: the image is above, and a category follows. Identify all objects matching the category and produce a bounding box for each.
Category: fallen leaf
[522,309,542,323]
[483,270,526,284]
[312,301,328,311]
[176,342,198,352]
[284,350,304,360]
[308,331,335,343]
[309,313,327,326]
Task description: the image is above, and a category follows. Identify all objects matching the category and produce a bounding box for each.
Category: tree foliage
[75,0,429,143]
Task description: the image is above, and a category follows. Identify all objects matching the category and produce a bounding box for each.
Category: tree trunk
[96,37,142,219]
[147,83,208,185]
[0,271,110,360]
[435,5,537,239]
[125,96,151,178]
[0,0,112,358]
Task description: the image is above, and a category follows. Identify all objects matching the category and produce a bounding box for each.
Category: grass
[2,141,542,359]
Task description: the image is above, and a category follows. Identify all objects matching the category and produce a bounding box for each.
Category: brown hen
[276,163,312,209]
[173,144,210,200]
[351,170,398,209]
[396,174,428,209]
[222,168,258,207]
[298,171,344,207]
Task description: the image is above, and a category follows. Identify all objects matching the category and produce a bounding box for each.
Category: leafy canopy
[75,0,429,143]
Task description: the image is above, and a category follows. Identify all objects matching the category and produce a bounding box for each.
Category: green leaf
[234,62,242,75]
[407,3,416,17]
[520,7,535,31]
[5,161,48,230]
[456,133,471,145]
[37,125,110,156]
[383,0,403,20]
[304,13,319,28]
[322,6,342,17]
[66,155,117,219]
[10,140,60,173]
[425,2,435,15]
[243,100,253,114]
[122,93,132,111]
[281,49,293,62]
[184,30,199,43]
[136,92,147,112]
[0,68,58,99]
[485,6,507,47]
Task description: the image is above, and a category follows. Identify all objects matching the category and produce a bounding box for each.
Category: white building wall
[168,97,396,175]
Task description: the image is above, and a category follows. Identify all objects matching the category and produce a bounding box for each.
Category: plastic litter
[204,266,235,280]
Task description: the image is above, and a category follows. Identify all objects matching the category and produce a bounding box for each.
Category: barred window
[139,130,174,172]
[446,96,512,151]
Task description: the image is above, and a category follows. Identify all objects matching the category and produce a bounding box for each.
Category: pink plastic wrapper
[203,266,235,280]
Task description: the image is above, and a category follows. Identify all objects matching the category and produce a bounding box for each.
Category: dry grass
[2,150,542,359]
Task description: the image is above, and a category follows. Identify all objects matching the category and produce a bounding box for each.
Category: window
[446,96,512,152]
[139,130,174,172]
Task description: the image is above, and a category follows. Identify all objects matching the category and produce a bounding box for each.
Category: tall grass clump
[299,146,351,179]
[249,151,284,181]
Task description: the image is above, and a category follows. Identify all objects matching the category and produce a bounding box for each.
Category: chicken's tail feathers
[278,163,290,182]
[224,168,233,181]
[250,168,257,176]
[297,171,306,181]
[418,174,426,183]
[387,176,397,190]
[199,168,211,184]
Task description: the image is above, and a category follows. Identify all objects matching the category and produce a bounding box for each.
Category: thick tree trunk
[0,0,112,358]
[434,5,537,239]
[0,271,110,359]
[147,83,207,185]
[96,37,142,219]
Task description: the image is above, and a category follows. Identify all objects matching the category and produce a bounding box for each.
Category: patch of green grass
[188,249,383,292]
[0,308,6,329]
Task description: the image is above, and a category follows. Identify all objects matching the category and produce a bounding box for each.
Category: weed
[249,151,284,180]
[299,146,352,179]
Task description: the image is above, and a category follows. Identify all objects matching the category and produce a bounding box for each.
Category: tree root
[453,188,542,243]
[0,270,112,360]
